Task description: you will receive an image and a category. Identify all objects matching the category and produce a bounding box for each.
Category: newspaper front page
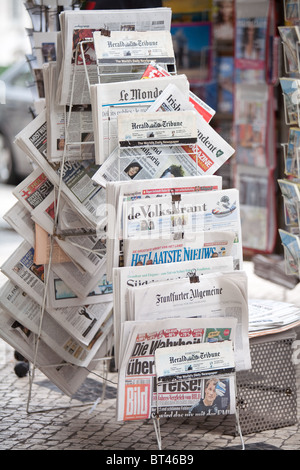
[44,62,95,162]
[122,188,243,270]
[57,8,172,105]
[141,61,216,122]
[105,174,222,280]
[125,270,250,371]
[118,110,198,148]
[117,317,237,421]
[123,231,236,269]
[92,80,235,180]
[91,74,190,164]
[113,256,234,368]
[93,30,176,83]
[155,341,236,418]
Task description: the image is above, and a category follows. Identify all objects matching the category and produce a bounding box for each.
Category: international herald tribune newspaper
[117,318,237,421]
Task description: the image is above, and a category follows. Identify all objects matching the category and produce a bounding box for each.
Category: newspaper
[113,256,234,368]
[146,83,235,175]
[34,223,71,265]
[141,61,216,123]
[0,239,107,305]
[12,167,54,214]
[44,62,95,162]
[248,298,300,336]
[46,269,113,309]
[30,191,92,236]
[118,110,198,148]
[155,340,235,383]
[93,30,176,83]
[0,279,113,368]
[90,74,190,164]
[1,241,46,307]
[0,307,113,397]
[125,270,250,371]
[32,31,58,68]
[123,231,236,271]
[51,257,110,300]
[29,190,107,276]
[3,202,35,246]
[105,174,222,279]
[154,341,236,418]
[57,8,172,105]
[122,188,243,270]
[6,190,106,280]
[117,317,237,421]
[14,110,106,229]
[92,80,235,180]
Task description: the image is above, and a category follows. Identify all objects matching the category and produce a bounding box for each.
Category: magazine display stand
[278,3,300,281]
[233,0,279,255]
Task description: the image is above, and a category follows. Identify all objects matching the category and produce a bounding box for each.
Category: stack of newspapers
[0,6,250,411]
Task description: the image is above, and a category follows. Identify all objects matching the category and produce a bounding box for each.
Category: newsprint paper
[117,317,237,421]
[113,256,234,369]
[122,188,243,270]
[125,270,250,372]
[0,306,112,397]
[57,8,172,105]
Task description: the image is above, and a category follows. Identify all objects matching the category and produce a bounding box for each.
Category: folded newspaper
[125,270,250,371]
[122,188,243,270]
[57,8,173,105]
[44,62,95,163]
[93,30,176,83]
[105,174,222,280]
[0,306,113,397]
[123,231,236,267]
[113,256,234,369]
[92,80,235,180]
[141,61,215,123]
[117,317,237,421]
[0,279,113,368]
[14,110,106,230]
[91,74,190,164]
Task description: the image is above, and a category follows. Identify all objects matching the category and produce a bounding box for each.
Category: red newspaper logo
[124,383,151,421]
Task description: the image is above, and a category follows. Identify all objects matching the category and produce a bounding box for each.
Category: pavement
[0,184,300,452]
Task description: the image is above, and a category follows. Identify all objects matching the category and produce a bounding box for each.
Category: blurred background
[0,1,33,276]
[0,0,31,70]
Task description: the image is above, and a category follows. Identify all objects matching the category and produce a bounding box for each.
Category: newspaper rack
[279,144,300,278]
[23,38,112,414]
[150,272,245,451]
